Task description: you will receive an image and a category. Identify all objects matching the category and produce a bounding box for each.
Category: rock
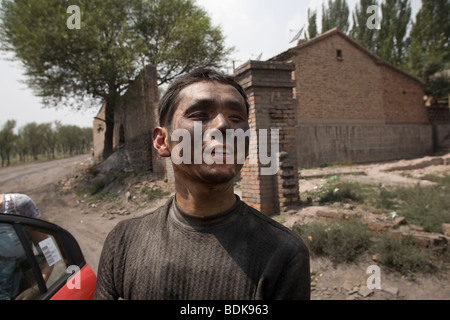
[94,149,131,174]
[393,216,407,228]
[382,285,399,296]
[442,223,450,237]
[358,286,374,298]
[342,280,354,292]
[316,210,344,220]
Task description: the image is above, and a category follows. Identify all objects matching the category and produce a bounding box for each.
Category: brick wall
[380,64,428,124]
[113,65,159,173]
[276,30,427,125]
[94,65,171,181]
[235,61,300,215]
[289,32,386,123]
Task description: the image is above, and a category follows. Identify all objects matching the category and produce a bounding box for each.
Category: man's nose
[210,113,230,131]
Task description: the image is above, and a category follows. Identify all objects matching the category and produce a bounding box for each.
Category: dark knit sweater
[94,196,310,300]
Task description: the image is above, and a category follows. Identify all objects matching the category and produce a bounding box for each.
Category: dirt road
[0,155,124,274]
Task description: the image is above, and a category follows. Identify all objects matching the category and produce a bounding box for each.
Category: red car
[0,214,96,300]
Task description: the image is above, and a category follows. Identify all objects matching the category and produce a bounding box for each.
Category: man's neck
[174,180,236,217]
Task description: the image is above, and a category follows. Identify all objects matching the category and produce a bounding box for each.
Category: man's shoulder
[110,197,173,236]
[241,201,309,254]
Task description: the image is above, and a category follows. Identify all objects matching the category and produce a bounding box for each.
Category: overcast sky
[0,0,422,130]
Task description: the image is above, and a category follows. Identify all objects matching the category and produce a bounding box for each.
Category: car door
[0,214,96,300]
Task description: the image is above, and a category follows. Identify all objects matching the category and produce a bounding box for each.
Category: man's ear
[153,127,171,158]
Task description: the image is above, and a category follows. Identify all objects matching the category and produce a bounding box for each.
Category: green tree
[321,0,350,34]
[350,0,379,52]
[377,0,411,68]
[406,0,450,83]
[21,122,43,161]
[15,128,29,163]
[307,8,318,39]
[56,124,82,156]
[39,123,58,159]
[0,120,17,166]
[0,0,231,160]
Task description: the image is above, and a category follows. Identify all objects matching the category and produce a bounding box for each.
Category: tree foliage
[321,0,350,34]
[0,120,16,166]
[0,0,231,159]
[350,0,379,52]
[308,0,449,99]
[377,0,411,68]
[405,0,450,82]
[307,8,318,39]
[0,120,92,166]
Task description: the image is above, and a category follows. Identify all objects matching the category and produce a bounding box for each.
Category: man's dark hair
[158,68,249,127]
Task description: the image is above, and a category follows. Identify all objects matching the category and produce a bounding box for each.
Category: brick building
[270,28,432,168]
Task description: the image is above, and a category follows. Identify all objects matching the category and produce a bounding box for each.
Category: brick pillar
[235,61,300,215]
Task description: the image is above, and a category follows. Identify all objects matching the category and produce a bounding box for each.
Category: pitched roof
[270,28,423,85]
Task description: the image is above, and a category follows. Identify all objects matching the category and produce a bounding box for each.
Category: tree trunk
[102,98,116,161]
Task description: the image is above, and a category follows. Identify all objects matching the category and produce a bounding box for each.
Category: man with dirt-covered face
[94,68,310,300]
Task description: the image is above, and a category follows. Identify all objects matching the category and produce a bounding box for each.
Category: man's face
[167,81,250,185]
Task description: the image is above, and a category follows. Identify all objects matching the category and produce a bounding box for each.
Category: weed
[373,234,436,279]
[89,179,106,195]
[293,218,372,264]
[394,185,450,233]
[317,182,366,204]
[141,187,171,200]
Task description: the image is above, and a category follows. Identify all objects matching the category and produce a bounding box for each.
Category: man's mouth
[204,143,235,163]
[211,145,232,156]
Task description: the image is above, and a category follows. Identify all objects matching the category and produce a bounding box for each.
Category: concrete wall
[297,123,433,168]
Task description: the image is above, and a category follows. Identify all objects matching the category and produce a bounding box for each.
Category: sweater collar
[170,195,242,230]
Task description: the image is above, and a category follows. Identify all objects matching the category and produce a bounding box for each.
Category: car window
[0,224,39,300]
[23,226,69,292]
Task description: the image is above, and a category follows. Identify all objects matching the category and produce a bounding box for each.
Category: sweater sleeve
[94,225,121,300]
[271,247,311,300]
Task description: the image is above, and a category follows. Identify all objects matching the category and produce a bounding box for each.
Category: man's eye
[229,114,245,122]
[187,112,210,120]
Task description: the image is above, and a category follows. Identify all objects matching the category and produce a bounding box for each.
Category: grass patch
[394,184,450,233]
[309,175,450,233]
[371,174,450,233]
[141,187,171,200]
[316,182,368,205]
[293,218,372,264]
[373,235,436,279]
[293,219,441,278]
[297,173,449,277]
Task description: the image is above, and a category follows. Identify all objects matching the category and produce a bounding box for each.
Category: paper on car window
[39,237,62,267]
